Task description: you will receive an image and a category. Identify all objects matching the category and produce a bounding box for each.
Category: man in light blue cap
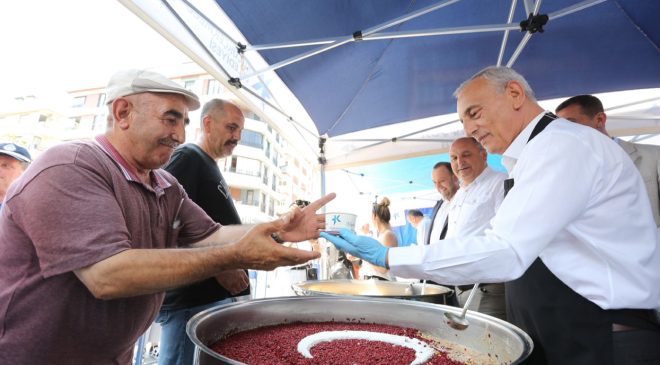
[0,142,31,206]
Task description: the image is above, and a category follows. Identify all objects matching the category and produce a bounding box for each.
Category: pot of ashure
[187,296,533,365]
[293,279,454,305]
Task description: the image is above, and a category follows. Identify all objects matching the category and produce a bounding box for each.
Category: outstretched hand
[320,228,389,268]
[279,193,336,243]
[234,219,320,271]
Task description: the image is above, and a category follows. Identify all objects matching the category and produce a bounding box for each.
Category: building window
[268,197,275,216]
[272,151,278,167]
[245,111,262,122]
[240,189,259,206]
[183,80,196,91]
[97,93,107,106]
[239,129,263,149]
[271,175,277,191]
[262,167,269,185]
[229,156,261,177]
[260,192,266,213]
[72,96,86,108]
[264,140,271,158]
[207,79,223,95]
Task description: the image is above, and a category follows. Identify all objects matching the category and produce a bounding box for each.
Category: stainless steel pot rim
[292,279,454,298]
[187,296,533,365]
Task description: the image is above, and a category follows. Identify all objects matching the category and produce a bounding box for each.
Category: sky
[0,0,190,100]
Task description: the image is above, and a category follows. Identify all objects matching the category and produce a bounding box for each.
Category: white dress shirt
[445,166,506,239]
[390,112,660,309]
[428,198,451,244]
[415,217,432,245]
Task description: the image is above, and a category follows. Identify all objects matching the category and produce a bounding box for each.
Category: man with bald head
[0,70,333,364]
[446,137,506,319]
[324,66,660,364]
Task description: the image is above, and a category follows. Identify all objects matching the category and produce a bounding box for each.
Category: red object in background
[211,321,467,365]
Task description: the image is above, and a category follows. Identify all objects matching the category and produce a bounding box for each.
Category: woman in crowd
[360,197,399,281]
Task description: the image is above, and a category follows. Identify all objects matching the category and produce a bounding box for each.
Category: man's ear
[506,80,526,110]
[202,115,212,134]
[594,111,607,130]
[111,98,132,130]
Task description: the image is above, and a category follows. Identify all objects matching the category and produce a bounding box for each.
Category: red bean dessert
[211,321,469,365]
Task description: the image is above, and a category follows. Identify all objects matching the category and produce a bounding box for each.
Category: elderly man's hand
[278,193,336,243]
[320,229,389,268]
[232,219,321,271]
[214,270,249,295]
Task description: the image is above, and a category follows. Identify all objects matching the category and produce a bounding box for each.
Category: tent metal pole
[497,0,519,66]
[631,134,658,143]
[363,24,519,39]
[605,96,660,112]
[347,119,460,153]
[506,0,543,67]
[161,0,320,159]
[245,1,604,52]
[523,0,534,15]
[240,0,461,81]
[248,23,518,52]
[330,138,456,143]
[548,0,607,21]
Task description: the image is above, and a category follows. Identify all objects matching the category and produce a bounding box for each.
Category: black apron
[504,113,658,365]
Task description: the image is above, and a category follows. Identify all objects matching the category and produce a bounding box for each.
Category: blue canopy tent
[119,0,660,170]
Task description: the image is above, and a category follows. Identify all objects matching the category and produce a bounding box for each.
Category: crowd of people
[0,66,658,365]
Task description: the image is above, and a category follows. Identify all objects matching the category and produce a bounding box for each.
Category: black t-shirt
[160,144,249,310]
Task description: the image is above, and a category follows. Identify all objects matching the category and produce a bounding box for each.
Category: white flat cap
[105,69,200,110]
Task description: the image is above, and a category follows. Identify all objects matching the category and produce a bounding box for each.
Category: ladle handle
[459,283,480,317]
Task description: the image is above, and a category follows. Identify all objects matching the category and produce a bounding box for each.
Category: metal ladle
[444,283,479,330]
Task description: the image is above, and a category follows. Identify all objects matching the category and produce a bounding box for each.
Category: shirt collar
[93,135,171,192]
[460,165,494,188]
[501,111,547,172]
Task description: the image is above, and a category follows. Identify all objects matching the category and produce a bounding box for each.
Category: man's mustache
[225,140,238,147]
[159,138,180,148]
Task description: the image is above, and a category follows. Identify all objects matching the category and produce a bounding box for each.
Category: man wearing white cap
[0,69,334,364]
[0,142,31,207]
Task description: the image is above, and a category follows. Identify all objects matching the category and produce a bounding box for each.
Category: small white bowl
[324,212,357,234]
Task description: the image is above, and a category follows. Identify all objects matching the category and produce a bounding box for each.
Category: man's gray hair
[200,98,229,128]
[453,66,536,102]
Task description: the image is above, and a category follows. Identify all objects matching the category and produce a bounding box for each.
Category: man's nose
[173,123,186,143]
[463,120,477,138]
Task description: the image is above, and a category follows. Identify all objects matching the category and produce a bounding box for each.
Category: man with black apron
[322,66,660,364]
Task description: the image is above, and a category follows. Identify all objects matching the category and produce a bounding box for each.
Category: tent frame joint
[228,77,242,89]
[236,42,247,54]
[318,137,327,165]
[352,30,364,41]
[520,13,549,34]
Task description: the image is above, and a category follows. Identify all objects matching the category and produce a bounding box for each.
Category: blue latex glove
[320,228,389,268]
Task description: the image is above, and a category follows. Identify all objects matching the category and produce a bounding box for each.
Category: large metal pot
[187,296,532,365]
[293,279,453,304]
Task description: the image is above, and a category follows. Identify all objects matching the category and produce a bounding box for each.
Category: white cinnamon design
[297,330,435,365]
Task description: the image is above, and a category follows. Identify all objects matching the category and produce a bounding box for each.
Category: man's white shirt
[389,112,660,309]
[415,217,432,245]
[445,166,506,239]
[428,198,451,244]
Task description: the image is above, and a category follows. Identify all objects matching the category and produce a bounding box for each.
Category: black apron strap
[503,113,557,198]
[505,113,614,365]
